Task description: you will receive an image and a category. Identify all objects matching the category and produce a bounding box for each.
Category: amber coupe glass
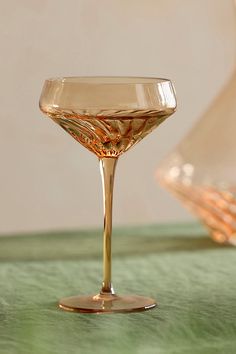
[39,77,177,313]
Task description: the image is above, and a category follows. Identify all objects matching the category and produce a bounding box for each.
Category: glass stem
[99,157,118,295]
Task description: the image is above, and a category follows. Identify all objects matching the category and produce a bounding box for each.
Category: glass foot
[59,293,157,314]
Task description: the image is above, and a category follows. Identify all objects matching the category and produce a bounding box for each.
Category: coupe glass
[39,77,177,313]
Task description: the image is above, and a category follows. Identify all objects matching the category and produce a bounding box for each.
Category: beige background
[1,0,236,234]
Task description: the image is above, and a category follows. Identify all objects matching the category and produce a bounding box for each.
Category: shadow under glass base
[59,293,157,314]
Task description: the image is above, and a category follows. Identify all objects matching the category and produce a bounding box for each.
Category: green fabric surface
[0,223,236,354]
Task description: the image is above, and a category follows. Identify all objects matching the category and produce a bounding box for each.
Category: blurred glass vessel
[157,70,236,245]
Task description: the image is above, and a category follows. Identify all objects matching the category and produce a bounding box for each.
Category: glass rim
[44,76,172,85]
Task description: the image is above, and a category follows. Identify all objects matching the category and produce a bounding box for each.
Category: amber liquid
[163,181,236,245]
[43,108,169,158]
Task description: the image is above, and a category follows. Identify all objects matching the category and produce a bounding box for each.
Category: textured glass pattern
[44,109,169,158]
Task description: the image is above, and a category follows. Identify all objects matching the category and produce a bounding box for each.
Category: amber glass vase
[157,70,236,245]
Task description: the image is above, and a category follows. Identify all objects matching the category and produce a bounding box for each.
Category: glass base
[59,293,157,314]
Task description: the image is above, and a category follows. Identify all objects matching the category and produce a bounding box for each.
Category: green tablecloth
[0,223,236,354]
